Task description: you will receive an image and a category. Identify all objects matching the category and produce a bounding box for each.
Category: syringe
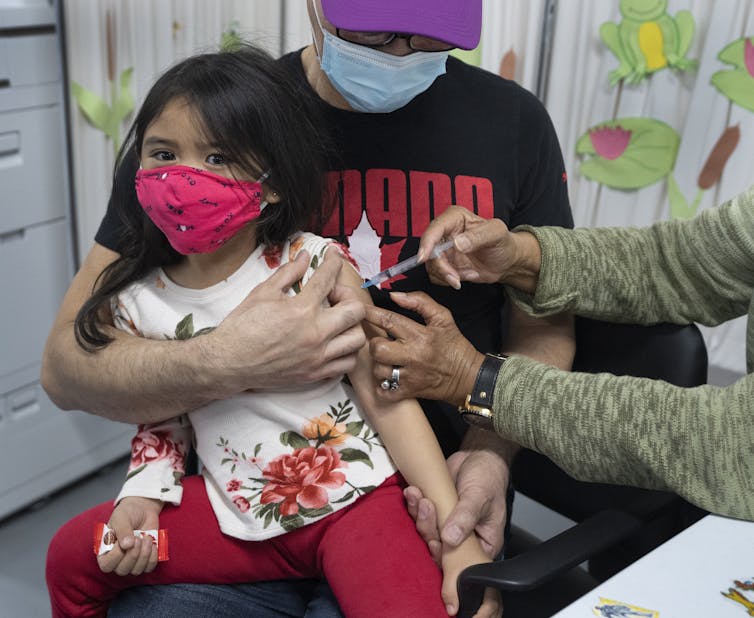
[361,239,455,289]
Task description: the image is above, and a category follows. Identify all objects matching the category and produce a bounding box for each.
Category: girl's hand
[441,540,502,618]
[97,497,164,576]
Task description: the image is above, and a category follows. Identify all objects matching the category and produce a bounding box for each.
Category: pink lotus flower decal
[576,118,680,190]
[745,38,754,78]
[589,126,632,160]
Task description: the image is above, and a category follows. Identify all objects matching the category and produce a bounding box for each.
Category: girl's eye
[153,151,175,161]
[207,153,227,166]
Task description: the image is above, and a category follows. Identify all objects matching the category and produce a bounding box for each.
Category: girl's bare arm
[336,254,499,616]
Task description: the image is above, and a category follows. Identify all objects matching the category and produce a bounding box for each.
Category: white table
[552,514,754,617]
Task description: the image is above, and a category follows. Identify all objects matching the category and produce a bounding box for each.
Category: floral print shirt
[113,232,397,540]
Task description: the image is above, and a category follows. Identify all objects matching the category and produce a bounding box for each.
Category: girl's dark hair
[75,43,333,351]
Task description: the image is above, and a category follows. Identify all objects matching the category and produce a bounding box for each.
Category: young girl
[46,45,498,618]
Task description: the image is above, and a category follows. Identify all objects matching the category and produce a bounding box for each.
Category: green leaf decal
[70,66,135,154]
[711,69,754,113]
[70,82,110,128]
[710,37,754,111]
[220,20,243,52]
[717,37,749,70]
[114,67,135,119]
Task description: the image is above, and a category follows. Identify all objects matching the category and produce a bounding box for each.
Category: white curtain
[544,0,754,376]
[478,0,548,91]
[281,0,312,53]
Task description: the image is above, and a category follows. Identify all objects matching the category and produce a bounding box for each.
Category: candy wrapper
[93,522,169,561]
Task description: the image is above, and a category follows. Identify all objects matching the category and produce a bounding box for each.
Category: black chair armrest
[456,509,642,617]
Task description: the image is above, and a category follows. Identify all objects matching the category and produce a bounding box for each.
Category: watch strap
[458,353,507,427]
[468,353,506,409]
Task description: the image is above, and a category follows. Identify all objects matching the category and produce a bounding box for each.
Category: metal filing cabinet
[0,0,131,520]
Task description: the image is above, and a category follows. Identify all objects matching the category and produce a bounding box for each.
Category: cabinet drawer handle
[0,229,24,244]
[0,130,19,156]
[10,390,39,418]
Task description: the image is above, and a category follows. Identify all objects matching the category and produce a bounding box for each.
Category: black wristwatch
[458,353,507,428]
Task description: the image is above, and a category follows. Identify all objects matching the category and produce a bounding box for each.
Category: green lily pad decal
[576,117,680,189]
[710,36,754,112]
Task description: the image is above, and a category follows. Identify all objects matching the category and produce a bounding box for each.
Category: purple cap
[321,0,482,50]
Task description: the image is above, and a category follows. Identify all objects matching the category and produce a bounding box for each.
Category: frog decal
[600,0,697,85]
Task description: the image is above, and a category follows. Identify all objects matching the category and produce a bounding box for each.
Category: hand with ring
[380,367,401,391]
[365,291,483,403]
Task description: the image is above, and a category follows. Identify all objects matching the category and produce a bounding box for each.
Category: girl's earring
[267,190,281,205]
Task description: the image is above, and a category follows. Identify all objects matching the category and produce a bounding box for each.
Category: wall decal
[576,118,680,189]
[70,11,134,154]
[711,36,754,112]
[600,0,697,85]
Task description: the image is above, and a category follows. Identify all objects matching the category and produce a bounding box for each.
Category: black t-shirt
[96,51,573,453]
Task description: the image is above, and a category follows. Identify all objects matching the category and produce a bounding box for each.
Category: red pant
[46,474,447,617]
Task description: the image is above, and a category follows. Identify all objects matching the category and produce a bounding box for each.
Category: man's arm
[485,301,575,481]
[503,303,574,370]
[41,243,366,423]
[418,304,574,557]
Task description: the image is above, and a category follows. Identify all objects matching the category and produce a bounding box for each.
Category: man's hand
[405,447,510,563]
[364,291,483,406]
[418,205,541,294]
[42,245,367,423]
[205,249,367,393]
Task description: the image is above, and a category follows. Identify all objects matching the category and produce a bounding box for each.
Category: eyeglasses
[336,29,454,52]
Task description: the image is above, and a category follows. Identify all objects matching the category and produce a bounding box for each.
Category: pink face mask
[135,165,270,254]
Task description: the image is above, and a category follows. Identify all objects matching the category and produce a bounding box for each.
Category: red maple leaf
[379,240,407,290]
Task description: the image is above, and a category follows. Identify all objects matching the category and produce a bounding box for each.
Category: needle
[361,239,455,289]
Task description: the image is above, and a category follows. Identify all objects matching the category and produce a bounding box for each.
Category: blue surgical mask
[312,3,449,113]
